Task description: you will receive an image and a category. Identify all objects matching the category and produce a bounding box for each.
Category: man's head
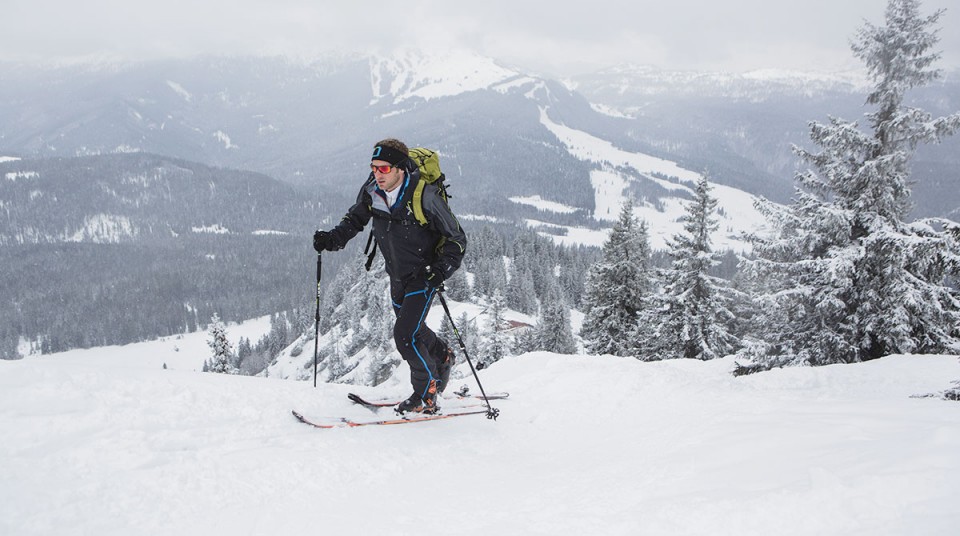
[371,138,408,192]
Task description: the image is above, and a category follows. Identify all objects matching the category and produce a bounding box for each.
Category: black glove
[424,265,446,290]
[313,230,331,253]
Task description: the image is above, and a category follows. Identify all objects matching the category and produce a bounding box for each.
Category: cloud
[4,0,958,74]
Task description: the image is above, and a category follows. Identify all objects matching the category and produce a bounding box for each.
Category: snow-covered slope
[3,338,958,535]
[369,49,522,105]
[266,283,538,384]
[528,109,769,252]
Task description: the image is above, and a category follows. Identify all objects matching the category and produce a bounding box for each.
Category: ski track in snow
[2,333,959,535]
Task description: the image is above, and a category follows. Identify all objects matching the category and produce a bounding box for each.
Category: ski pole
[435,289,500,420]
[313,252,322,388]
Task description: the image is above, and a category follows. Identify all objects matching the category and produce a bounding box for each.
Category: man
[313,138,467,414]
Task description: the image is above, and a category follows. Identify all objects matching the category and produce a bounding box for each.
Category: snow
[541,107,700,185]
[459,213,503,223]
[539,108,769,252]
[165,80,193,102]
[5,170,38,181]
[252,230,289,236]
[15,315,272,365]
[370,49,519,104]
[3,327,958,535]
[589,102,634,119]
[491,75,542,95]
[509,195,581,214]
[213,130,237,149]
[192,224,230,234]
[591,168,631,220]
[523,218,611,248]
[265,295,531,383]
[65,213,137,243]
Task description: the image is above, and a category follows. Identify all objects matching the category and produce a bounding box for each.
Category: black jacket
[326,160,467,282]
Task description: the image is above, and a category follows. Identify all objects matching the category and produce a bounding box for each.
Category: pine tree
[480,289,511,366]
[581,199,654,356]
[444,265,472,302]
[235,337,252,371]
[512,325,539,355]
[206,313,235,374]
[454,311,480,368]
[558,250,591,309]
[652,174,738,360]
[438,315,459,358]
[746,0,960,367]
[475,256,508,297]
[537,282,578,354]
[507,267,538,315]
[267,313,290,356]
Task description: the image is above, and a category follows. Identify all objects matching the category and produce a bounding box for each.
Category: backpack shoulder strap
[412,180,428,226]
[411,173,448,226]
[363,229,377,271]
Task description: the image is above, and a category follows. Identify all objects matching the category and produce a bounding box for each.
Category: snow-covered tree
[206,313,235,374]
[344,258,392,352]
[469,226,507,297]
[444,265,472,302]
[475,256,508,298]
[650,174,738,360]
[480,289,511,366]
[745,0,960,367]
[447,311,480,370]
[581,199,654,356]
[537,282,577,354]
[507,267,538,315]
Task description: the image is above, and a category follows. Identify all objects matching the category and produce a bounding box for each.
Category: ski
[292,410,338,429]
[347,391,509,408]
[292,408,491,429]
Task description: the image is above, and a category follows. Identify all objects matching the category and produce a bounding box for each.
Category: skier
[313,138,467,414]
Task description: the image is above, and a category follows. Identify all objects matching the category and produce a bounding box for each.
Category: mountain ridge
[2,52,956,220]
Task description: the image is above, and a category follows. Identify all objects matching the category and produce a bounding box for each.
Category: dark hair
[375,138,409,155]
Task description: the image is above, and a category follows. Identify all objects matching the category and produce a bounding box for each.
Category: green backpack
[408,147,449,226]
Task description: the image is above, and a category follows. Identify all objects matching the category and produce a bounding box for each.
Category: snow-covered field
[2,329,958,536]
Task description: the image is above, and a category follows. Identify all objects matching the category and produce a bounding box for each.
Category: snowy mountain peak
[369,49,521,104]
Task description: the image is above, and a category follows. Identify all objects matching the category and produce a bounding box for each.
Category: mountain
[2,335,958,535]
[0,152,331,245]
[3,53,959,358]
[567,64,960,219]
[0,153,349,356]
[2,53,957,225]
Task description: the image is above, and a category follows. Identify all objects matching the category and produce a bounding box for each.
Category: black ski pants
[390,278,447,398]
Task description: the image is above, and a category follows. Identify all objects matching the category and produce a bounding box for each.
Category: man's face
[371,160,404,192]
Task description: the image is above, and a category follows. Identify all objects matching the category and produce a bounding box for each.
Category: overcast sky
[4,0,959,75]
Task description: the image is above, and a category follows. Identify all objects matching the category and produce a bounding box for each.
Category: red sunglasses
[370,163,395,174]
